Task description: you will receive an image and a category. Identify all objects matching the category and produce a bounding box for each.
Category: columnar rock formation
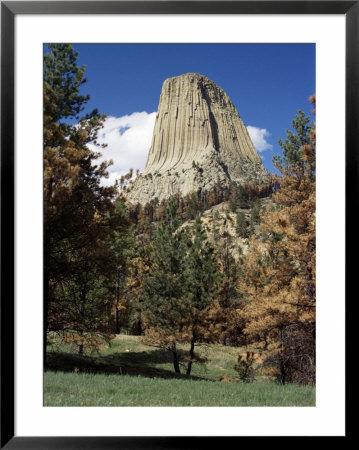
[127,73,268,205]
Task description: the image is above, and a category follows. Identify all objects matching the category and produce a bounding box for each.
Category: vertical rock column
[143,72,261,176]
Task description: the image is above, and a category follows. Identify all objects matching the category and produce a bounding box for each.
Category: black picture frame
[1,1,353,447]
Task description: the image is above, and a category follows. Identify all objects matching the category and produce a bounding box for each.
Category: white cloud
[247,126,273,152]
[88,111,156,186]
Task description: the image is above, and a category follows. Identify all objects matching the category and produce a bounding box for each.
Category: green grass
[47,334,250,379]
[44,371,315,406]
[45,334,315,406]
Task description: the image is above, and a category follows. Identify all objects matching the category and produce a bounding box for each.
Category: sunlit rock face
[127,73,268,205]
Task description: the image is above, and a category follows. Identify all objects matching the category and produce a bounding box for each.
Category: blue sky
[69,43,315,183]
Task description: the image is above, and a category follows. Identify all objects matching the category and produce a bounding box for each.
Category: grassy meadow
[44,334,315,407]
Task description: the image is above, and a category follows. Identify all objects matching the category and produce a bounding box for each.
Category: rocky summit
[126,73,269,205]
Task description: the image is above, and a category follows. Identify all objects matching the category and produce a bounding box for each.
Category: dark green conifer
[236,211,248,238]
[44,44,116,358]
[184,215,218,374]
[142,198,189,373]
[273,109,314,171]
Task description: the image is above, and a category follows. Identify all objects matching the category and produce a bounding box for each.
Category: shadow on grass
[104,348,178,365]
[45,351,210,381]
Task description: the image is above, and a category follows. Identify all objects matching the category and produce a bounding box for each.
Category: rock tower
[127,73,268,204]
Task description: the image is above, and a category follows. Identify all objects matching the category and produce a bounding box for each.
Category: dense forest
[44,44,315,388]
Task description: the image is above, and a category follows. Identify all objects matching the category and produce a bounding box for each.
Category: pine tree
[44,44,116,358]
[125,245,151,336]
[209,227,243,347]
[229,182,239,212]
[108,197,136,334]
[141,207,219,375]
[250,199,261,225]
[183,215,218,374]
[273,109,314,172]
[238,184,249,209]
[185,192,201,220]
[141,198,189,373]
[239,98,316,385]
[236,211,248,238]
[49,239,115,355]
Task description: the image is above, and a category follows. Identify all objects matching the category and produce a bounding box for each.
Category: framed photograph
[1,1,353,447]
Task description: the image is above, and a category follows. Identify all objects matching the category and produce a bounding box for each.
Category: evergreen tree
[141,208,219,375]
[108,197,136,334]
[238,184,249,209]
[273,109,314,172]
[185,192,201,220]
[236,211,248,238]
[125,244,153,336]
[211,210,220,241]
[248,220,255,237]
[250,199,261,225]
[142,198,189,373]
[49,240,115,355]
[239,98,316,385]
[229,182,239,212]
[209,228,243,347]
[183,215,218,374]
[44,44,116,358]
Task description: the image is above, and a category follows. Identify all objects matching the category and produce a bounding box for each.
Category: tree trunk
[279,358,286,385]
[78,291,86,355]
[171,342,180,374]
[115,310,120,335]
[115,271,121,334]
[44,178,53,368]
[312,326,316,365]
[186,339,195,375]
[43,243,50,367]
[279,327,286,385]
[137,315,142,336]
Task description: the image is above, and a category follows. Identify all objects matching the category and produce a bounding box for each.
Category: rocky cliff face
[127,73,268,205]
